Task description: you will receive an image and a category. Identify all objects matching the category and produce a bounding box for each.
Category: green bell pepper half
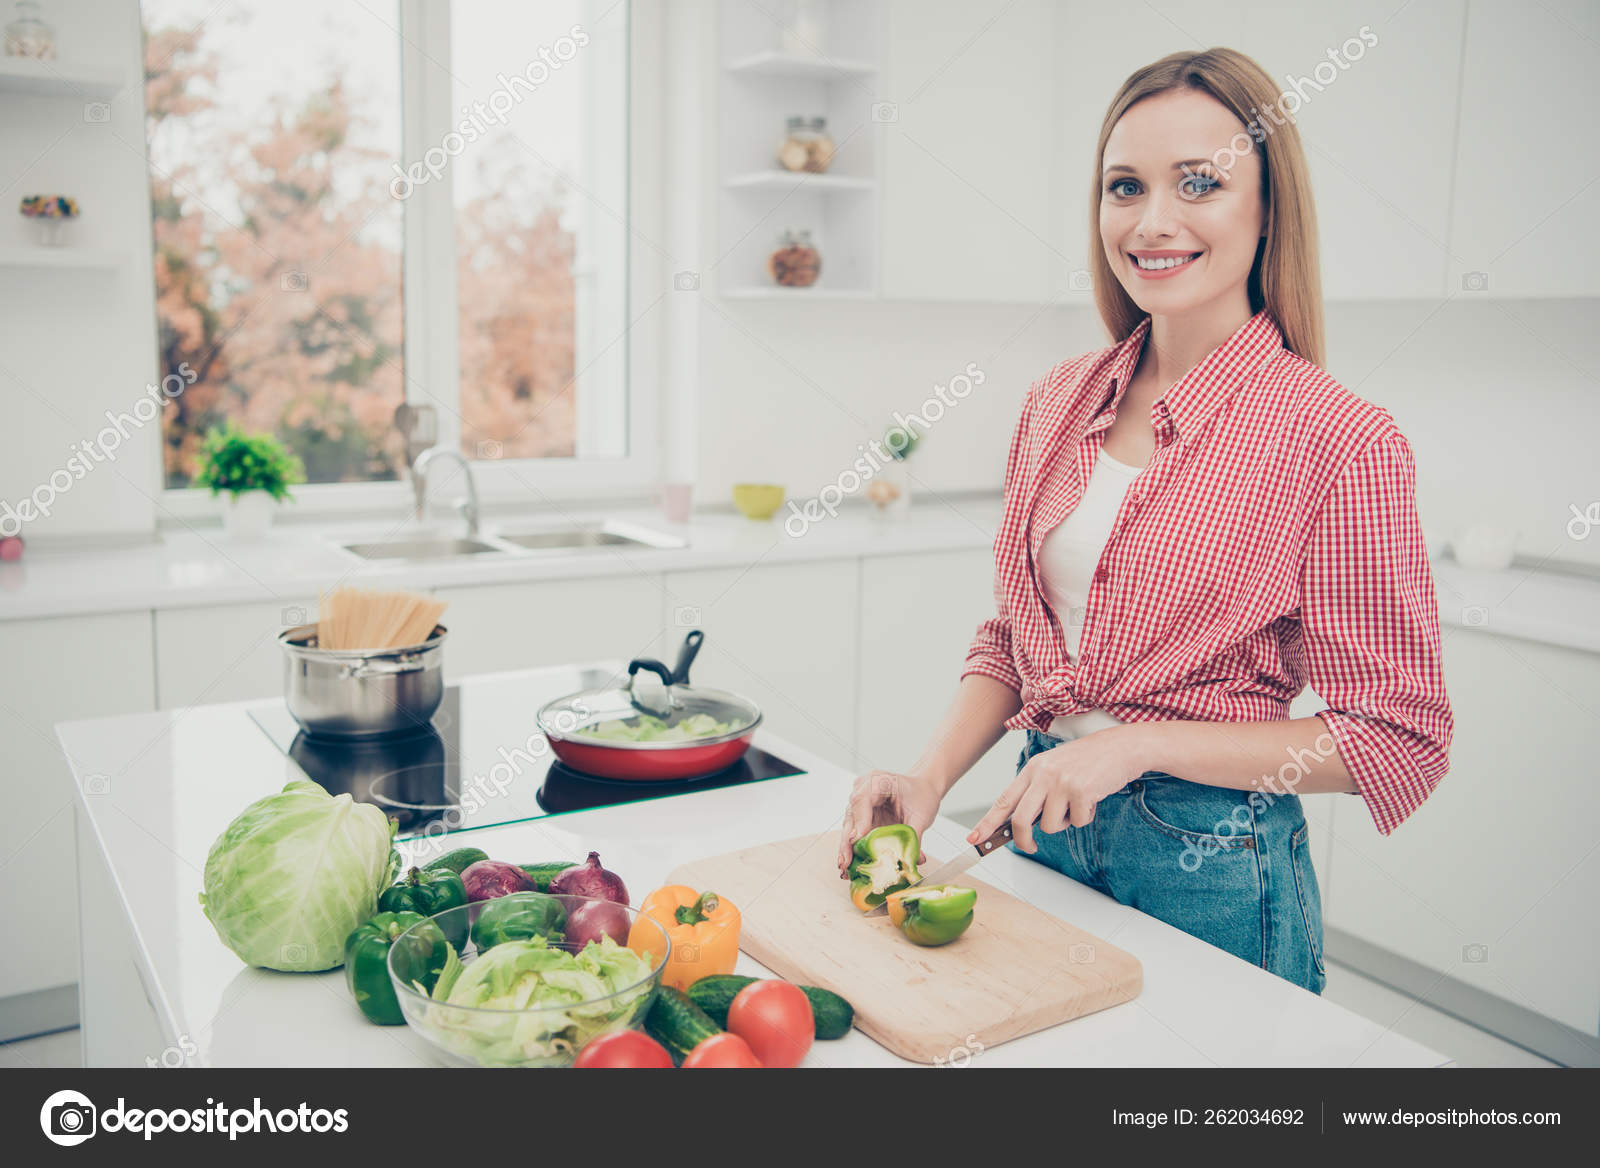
[377,866,468,947]
[886,883,977,946]
[848,823,922,911]
[343,911,447,1025]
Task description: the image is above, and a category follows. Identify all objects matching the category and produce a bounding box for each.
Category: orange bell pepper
[628,885,741,992]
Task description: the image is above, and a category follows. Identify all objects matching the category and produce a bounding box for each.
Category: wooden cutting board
[668,831,1142,1064]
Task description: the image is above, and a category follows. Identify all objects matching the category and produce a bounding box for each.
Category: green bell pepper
[886,884,977,946]
[343,911,447,1025]
[469,891,568,951]
[377,866,468,947]
[848,823,922,911]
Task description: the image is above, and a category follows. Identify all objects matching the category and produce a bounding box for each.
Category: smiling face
[1099,88,1266,318]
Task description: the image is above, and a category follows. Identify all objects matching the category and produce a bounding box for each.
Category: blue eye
[1179,173,1219,198]
[1109,178,1140,197]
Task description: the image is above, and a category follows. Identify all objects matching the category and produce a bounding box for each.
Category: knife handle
[973,821,1014,855]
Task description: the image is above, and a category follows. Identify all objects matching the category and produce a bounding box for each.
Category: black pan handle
[626,658,673,687]
[669,629,704,684]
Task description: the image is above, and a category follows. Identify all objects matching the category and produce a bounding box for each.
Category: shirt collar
[1099,310,1284,442]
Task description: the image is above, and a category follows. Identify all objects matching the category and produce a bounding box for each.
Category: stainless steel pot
[279,623,446,739]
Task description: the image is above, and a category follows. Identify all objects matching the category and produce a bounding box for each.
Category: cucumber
[687,975,855,1041]
[644,986,722,1065]
[518,860,577,891]
[424,847,488,875]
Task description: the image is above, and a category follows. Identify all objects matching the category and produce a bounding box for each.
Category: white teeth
[1134,253,1199,270]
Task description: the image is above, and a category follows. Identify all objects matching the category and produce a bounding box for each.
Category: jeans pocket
[1290,821,1326,978]
[1130,781,1257,852]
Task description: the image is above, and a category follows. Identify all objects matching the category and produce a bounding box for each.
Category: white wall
[0,0,161,540]
[695,295,1600,567]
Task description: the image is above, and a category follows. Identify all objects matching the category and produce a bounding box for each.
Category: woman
[835,48,1452,994]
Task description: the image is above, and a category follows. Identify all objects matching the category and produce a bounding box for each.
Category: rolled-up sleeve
[961,381,1034,696]
[1300,431,1453,834]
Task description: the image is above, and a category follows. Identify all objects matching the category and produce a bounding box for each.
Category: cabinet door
[663,560,859,765]
[154,599,319,708]
[1324,628,1600,1035]
[431,575,669,680]
[0,613,155,1005]
[858,548,1020,817]
[880,0,1069,303]
[1448,0,1600,297]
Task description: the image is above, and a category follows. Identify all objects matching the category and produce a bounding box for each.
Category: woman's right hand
[836,770,942,877]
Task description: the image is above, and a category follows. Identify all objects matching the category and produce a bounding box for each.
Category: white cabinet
[876,0,1504,303]
[154,598,318,707]
[431,575,669,681]
[0,612,154,1010]
[880,0,1070,303]
[857,548,1019,816]
[1447,0,1600,297]
[664,559,860,764]
[1324,627,1600,1035]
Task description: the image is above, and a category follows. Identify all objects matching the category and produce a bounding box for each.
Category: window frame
[155,0,660,522]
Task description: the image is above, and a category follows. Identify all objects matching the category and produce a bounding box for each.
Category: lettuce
[421,937,657,1066]
[576,712,736,743]
[200,780,398,972]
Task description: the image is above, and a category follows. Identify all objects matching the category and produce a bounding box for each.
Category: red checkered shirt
[964,310,1452,834]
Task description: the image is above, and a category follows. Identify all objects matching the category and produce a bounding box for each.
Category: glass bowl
[388,895,670,1068]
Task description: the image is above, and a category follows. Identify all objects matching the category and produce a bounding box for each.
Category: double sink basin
[337,520,686,563]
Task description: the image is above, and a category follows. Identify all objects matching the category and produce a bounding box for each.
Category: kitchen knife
[862,821,1014,917]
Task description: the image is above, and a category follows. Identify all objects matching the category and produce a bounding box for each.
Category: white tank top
[1035,446,1143,740]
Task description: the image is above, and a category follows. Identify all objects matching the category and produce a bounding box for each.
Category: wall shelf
[725,170,875,192]
[724,50,876,81]
[0,246,122,270]
[0,57,123,99]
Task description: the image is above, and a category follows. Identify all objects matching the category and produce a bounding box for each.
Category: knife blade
[862,821,1014,917]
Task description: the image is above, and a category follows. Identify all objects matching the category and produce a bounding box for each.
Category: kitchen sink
[341,537,504,561]
[498,528,645,551]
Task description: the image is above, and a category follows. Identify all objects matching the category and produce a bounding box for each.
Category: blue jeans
[1010,728,1326,994]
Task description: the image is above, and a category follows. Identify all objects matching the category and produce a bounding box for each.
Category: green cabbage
[421,936,656,1066]
[200,780,398,972]
[576,712,736,743]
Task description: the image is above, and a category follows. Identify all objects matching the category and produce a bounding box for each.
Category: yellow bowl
[732,483,785,520]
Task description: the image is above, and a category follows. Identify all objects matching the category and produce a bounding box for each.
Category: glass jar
[767,228,821,287]
[776,116,835,174]
[4,1,56,60]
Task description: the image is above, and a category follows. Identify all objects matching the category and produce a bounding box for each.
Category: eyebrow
[1103,159,1218,177]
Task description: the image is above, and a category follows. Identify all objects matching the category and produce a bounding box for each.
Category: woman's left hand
[966,726,1148,853]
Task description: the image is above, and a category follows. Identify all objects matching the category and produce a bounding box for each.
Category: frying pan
[536,630,762,781]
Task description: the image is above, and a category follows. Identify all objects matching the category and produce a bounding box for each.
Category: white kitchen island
[60,679,1448,1069]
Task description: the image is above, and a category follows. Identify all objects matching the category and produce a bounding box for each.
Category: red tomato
[726,980,813,1068]
[572,1029,675,1069]
[681,1032,763,1068]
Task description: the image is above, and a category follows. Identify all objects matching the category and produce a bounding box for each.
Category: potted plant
[193,423,305,540]
[867,423,920,518]
[19,194,79,246]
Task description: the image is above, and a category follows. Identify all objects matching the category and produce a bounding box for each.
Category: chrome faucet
[411,446,481,537]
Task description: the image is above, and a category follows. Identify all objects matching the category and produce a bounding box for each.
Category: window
[141,0,635,496]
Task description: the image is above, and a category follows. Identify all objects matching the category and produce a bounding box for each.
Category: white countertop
[60,682,1449,1068]
[5,497,1597,655]
[0,500,1002,622]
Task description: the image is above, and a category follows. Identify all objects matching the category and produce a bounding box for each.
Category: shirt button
[1093,566,1110,584]
[1159,429,1173,446]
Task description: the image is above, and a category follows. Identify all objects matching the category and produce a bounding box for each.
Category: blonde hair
[1089,47,1325,369]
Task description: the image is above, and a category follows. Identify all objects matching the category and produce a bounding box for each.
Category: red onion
[461,859,536,902]
[565,899,632,949]
[548,851,629,905]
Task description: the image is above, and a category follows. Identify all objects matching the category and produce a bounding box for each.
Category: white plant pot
[868,459,912,519]
[223,492,276,541]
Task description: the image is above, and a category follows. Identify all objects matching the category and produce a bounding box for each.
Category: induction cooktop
[246,663,806,839]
